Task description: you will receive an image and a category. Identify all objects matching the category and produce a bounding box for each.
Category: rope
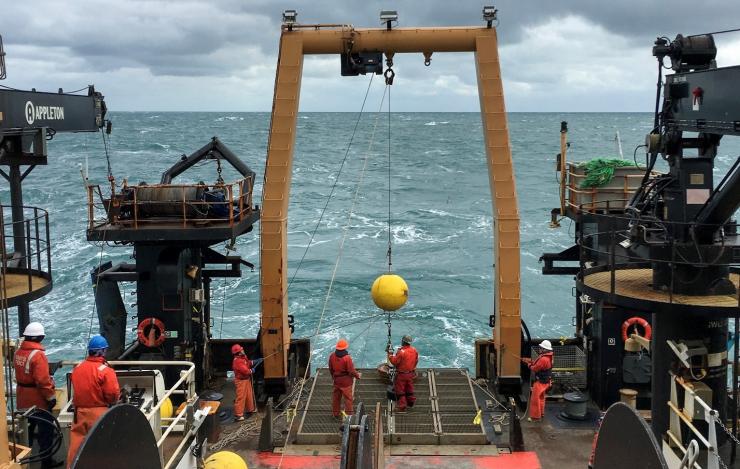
[276,75,380,469]
[284,73,375,297]
[87,125,115,350]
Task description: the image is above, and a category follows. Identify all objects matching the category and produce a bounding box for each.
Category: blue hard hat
[88,335,109,351]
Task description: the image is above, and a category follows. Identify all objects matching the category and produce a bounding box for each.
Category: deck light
[282,10,298,30]
[482,6,498,28]
[380,10,398,30]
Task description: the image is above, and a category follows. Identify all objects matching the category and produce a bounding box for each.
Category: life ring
[137,317,167,347]
[621,317,652,342]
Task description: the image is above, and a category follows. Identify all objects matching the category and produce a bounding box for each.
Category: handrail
[107,360,195,420]
[85,176,255,230]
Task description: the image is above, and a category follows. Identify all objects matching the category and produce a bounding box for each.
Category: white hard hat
[23,322,45,337]
[539,340,552,351]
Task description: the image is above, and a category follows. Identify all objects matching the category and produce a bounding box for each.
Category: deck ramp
[295,368,487,446]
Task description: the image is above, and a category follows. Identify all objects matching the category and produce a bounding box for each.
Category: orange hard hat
[231,344,244,355]
[336,339,349,350]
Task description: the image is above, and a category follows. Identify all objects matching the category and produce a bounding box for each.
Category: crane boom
[0,87,105,133]
[0,34,108,332]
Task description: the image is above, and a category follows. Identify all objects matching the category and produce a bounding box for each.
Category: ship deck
[208,369,599,469]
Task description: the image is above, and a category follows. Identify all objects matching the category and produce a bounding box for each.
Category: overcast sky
[2,1,740,112]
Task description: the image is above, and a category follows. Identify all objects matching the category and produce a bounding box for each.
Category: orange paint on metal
[260,24,521,384]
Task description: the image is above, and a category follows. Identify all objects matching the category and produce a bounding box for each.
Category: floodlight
[282,9,298,26]
[482,6,498,28]
[380,10,398,30]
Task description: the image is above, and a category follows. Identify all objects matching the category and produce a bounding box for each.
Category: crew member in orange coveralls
[67,335,120,467]
[231,344,262,421]
[387,335,419,413]
[522,339,554,422]
[14,322,61,468]
[328,339,362,419]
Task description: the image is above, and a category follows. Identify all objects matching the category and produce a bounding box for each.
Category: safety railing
[86,176,255,230]
[109,361,203,469]
[576,211,739,306]
[0,205,52,302]
[564,162,655,213]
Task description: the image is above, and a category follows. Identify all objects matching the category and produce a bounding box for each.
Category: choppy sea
[2,112,738,370]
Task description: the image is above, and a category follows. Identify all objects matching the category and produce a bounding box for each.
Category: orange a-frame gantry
[260,21,521,393]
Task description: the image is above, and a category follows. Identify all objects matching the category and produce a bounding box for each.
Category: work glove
[250,368,256,374]
[252,358,264,367]
[47,398,57,411]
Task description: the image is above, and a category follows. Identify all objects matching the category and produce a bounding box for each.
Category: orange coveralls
[328,350,361,417]
[528,351,553,420]
[66,357,120,467]
[14,340,56,464]
[388,345,419,411]
[232,354,256,417]
[14,340,55,410]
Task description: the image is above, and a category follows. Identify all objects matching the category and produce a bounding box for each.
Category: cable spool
[137,317,167,347]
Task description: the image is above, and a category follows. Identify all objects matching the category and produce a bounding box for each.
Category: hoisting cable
[383,59,396,355]
[385,62,395,273]
[87,128,115,350]
[276,77,387,469]
[100,127,114,182]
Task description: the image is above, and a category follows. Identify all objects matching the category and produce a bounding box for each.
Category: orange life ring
[137,317,167,347]
[621,317,652,342]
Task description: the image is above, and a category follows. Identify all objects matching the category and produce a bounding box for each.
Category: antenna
[0,35,6,80]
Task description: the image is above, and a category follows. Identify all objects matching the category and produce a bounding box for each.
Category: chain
[717,417,740,446]
[216,158,224,185]
[714,418,738,469]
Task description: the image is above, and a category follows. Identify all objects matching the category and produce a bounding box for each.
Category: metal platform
[0,268,52,307]
[295,368,488,447]
[582,268,739,312]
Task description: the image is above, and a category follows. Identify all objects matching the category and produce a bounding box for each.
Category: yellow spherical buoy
[204,451,248,469]
[160,397,174,420]
[371,274,409,311]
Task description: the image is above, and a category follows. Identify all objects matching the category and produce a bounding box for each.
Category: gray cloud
[2,1,739,111]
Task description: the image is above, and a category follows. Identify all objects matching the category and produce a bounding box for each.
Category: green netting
[577,158,636,188]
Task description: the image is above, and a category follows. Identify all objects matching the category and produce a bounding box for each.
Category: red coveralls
[388,345,419,411]
[528,351,553,420]
[232,354,256,417]
[328,350,360,417]
[15,341,56,466]
[14,340,55,409]
[66,357,120,467]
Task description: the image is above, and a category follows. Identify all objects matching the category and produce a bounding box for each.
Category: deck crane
[0,33,107,333]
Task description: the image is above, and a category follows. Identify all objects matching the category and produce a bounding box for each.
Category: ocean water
[2,112,739,370]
